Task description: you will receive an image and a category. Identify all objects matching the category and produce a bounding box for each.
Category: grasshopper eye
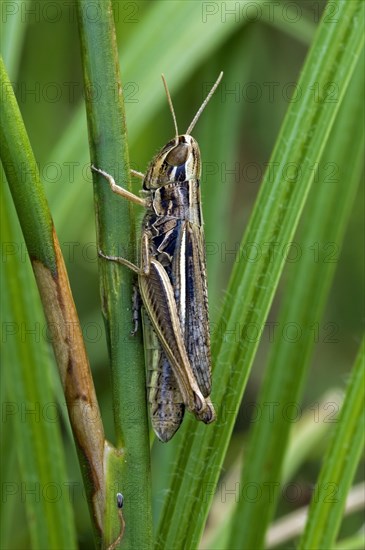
[165,143,189,166]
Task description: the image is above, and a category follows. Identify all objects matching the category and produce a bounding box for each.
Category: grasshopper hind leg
[131,283,141,335]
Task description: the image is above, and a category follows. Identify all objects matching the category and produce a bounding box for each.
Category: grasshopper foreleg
[91,165,147,207]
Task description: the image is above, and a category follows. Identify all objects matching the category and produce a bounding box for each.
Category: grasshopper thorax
[143,134,201,190]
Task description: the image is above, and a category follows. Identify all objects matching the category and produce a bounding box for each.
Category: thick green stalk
[76,1,152,548]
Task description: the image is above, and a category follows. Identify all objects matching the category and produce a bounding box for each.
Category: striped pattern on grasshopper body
[92,72,223,441]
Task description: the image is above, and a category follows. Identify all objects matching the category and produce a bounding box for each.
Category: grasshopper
[92,72,223,441]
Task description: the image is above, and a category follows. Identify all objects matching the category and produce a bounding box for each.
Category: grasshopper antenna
[186,71,223,135]
[161,74,179,139]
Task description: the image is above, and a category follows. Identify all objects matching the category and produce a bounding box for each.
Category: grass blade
[0,55,107,544]
[298,337,365,549]
[1,171,77,548]
[228,43,365,550]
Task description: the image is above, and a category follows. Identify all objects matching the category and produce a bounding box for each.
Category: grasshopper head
[143,134,201,189]
[143,72,223,190]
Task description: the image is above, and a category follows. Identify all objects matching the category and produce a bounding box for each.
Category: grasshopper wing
[172,221,212,398]
[138,258,211,419]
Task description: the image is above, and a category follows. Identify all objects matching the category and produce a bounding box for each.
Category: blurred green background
[1,1,363,548]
